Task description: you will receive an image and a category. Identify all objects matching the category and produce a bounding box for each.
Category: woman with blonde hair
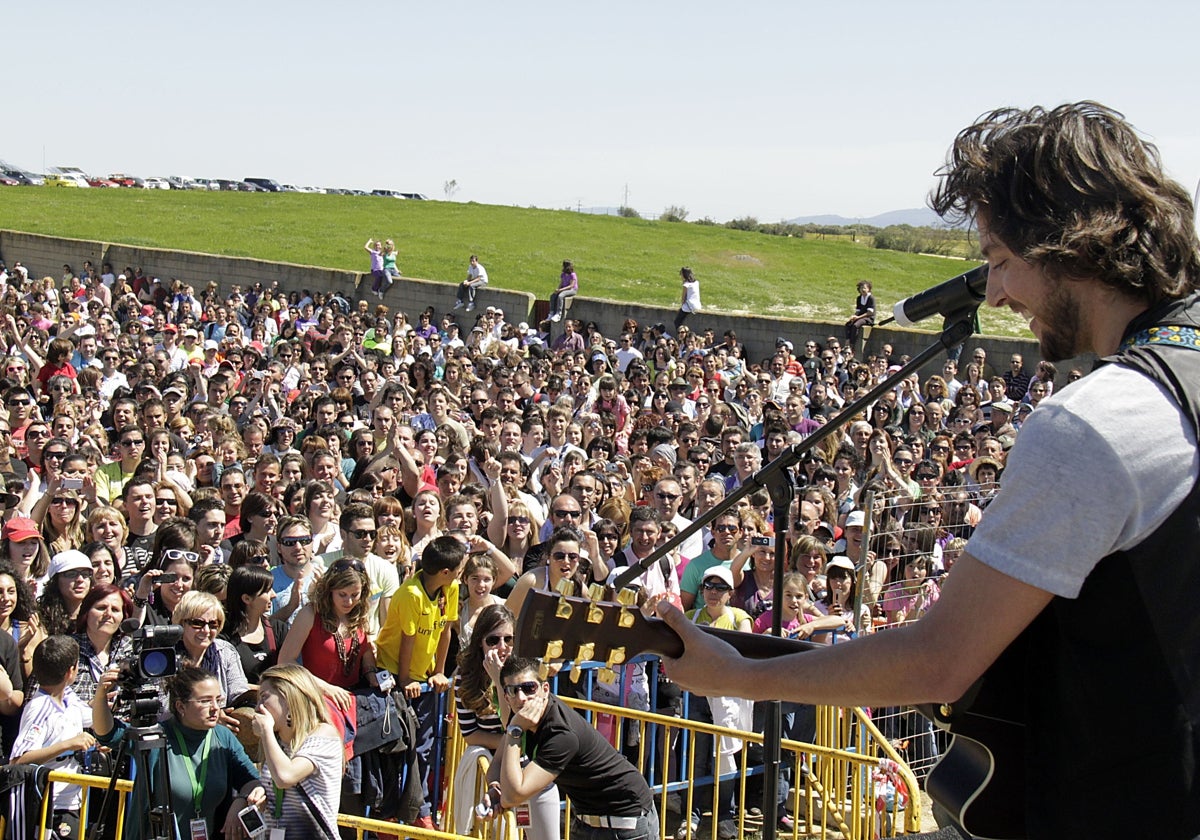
[251,664,343,838]
[87,506,128,576]
[40,488,86,555]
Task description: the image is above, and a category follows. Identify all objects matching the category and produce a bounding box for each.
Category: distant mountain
[788,207,962,229]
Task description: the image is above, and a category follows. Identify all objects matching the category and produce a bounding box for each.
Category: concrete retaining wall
[1,230,1065,371]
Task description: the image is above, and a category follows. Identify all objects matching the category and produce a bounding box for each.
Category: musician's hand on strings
[655,600,745,697]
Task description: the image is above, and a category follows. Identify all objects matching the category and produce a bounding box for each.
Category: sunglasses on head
[331,557,367,574]
[162,549,198,564]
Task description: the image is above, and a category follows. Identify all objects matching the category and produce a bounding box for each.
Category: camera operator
[92,665,266,840]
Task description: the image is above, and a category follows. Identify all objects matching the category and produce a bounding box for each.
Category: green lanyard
[274,784,285,819]
[170,724,214,817]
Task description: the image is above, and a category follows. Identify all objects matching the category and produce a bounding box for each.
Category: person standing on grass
[455,255,489,313]
[548,260,578,323]
[365,238,387,299]
[674,267,701,331]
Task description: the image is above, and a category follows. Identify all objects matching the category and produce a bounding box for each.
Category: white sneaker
[453,301,464,310]
[550,312,561,323]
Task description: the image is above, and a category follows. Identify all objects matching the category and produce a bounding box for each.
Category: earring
[286,714,292,726]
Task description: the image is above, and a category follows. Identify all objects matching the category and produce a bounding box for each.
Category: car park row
[0,162,426,197]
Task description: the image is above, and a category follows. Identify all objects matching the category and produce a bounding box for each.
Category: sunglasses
[185,618,222,631]
[50,496,79,506]
[121,438,145,446]
[712,524,740,533]
[162,549,199,564]
[552,509,580,518]
[502,681,541,698]
[155,497,177,506]
[656,492,681,502]
[331,558,367,574]
[484,634,514,647]
[507,516,530,526]
[551,551,580,561]
[702,581,732,592]
[280,535,314,547]
[61,568,92,581]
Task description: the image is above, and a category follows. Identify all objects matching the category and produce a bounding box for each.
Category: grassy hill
[0,188,1029,336]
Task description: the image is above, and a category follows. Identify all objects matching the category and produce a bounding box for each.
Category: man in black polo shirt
[498,656,656,840]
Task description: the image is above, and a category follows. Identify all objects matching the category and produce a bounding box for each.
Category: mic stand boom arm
[611,309,979,590]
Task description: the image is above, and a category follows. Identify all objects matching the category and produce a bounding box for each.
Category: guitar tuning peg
[569,666,582,684]
[544,640,563,660]
[538,663,550,681]
[605,647,626,669]
[587,583,607,602]
[617,606,635,628]
[615,587,638,607]
[586,602,605,625]
[555,578,577,597]
[555,597,573,620]
[597,667,617,685]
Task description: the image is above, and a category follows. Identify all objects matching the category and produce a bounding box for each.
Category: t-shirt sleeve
[530,719,578,777]
[966,364,1198,598]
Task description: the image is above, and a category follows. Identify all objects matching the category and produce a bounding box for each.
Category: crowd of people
[0,251,1052,839]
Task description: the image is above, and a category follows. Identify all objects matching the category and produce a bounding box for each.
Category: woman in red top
[276,557,380,712]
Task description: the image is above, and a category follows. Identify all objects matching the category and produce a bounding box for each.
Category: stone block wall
[2,230,1069,373]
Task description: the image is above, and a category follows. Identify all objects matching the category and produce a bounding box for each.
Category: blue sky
[9,1,1199,222]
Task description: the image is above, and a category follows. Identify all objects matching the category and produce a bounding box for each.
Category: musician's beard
[1034,281,1083,363]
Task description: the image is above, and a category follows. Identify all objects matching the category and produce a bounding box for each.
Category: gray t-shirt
[966,362,1198,598]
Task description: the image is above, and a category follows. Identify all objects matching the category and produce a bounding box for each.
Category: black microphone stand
[612,308,979,839]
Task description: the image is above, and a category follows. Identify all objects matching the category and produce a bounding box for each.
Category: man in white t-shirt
[454,254,488,312]
[656,102,1200,838]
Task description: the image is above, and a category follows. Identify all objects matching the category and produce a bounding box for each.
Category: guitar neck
[660,621,818,660]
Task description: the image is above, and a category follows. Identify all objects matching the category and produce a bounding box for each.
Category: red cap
[162,324,178,334]
[2,517,40,543]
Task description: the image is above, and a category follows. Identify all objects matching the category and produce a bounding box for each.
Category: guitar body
[921,710,1026,840]
[918,629,1031,840]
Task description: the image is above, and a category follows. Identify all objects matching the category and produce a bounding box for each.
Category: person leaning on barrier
[497,655,657,840]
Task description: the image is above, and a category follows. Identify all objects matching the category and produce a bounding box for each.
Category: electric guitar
[515,585,1028,840]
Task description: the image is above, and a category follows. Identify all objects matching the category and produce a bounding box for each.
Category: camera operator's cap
[702,565,735,589]
[1,517,39,543]
[825,555,856,575]
[844,510,867,529]
[48,549,91,578]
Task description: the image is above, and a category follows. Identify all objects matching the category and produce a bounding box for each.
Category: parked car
[108,173,144,188]
[371,189,405,198]
[239,181,265,192]
[43,174,80,188]
[0,174,20,187]
[191,178,220,191]
[86,176,120,188]
[1,169,37,186]
[280,184,301,192]
[243,177,282,192]
[400,193,429,200]
[143,177,171,190]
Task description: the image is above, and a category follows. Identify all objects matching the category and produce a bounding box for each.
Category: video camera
[115,622,184,726]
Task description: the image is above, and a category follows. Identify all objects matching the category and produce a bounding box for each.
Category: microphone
[120,617,142,635]
[882,264,989,327]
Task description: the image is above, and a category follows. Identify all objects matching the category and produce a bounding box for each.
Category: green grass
[0,188,1030,336]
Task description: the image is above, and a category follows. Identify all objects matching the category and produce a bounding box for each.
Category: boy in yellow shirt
[375,535,466,828]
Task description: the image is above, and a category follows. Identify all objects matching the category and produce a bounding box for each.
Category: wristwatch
[506,724,523,741]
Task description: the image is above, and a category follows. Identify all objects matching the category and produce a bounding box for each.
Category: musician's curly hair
[930,101,1199,305]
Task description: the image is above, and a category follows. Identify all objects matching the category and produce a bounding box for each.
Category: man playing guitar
[656,102,1200,839]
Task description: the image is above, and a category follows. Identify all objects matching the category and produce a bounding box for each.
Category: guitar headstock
[514,579,817,684]
[514,581,678,684]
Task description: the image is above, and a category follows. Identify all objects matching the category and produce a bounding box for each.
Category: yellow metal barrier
[36,694,919,840]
